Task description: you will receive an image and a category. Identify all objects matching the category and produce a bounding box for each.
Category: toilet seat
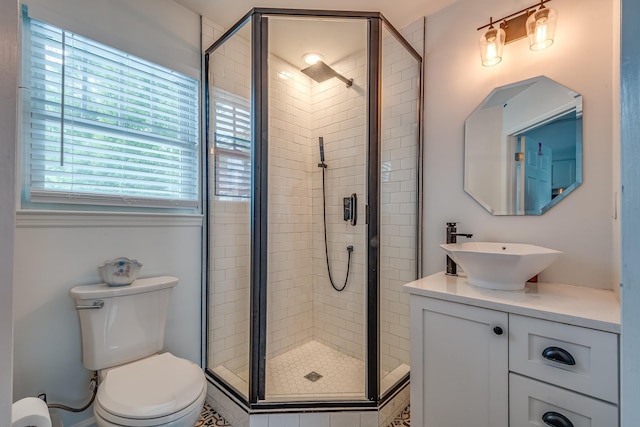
[95,353,205,426]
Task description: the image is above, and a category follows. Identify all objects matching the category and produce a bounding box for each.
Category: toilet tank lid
[70,276,178,300]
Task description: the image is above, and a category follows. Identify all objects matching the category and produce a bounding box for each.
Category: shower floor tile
[212,340,366,401]
[265,340,365,400]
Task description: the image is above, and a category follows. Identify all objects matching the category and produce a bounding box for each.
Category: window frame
[211,88,251,200]
[20,12,201,212]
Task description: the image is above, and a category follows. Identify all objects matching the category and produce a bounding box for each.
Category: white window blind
[22,15,199,209]
[212,88,251,198]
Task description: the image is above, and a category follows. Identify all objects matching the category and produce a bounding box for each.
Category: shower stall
[205,8,422,417]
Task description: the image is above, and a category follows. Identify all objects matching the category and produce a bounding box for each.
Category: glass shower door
[378,22,421,397]
[264,15,369,402]
[206,19,253,401]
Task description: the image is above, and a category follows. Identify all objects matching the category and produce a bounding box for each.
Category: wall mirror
[464,76,583,215]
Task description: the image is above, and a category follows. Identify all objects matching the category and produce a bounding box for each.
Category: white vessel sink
[440,242,562,291]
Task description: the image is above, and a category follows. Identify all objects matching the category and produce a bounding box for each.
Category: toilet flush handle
[75,300,104,310]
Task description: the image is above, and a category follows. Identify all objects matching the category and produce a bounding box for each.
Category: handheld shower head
[319,137,325,163]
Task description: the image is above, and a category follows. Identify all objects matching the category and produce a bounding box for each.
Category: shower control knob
[492,326,504,336]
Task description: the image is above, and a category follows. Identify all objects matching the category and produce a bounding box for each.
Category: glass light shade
[479,27,506,67]
[526,7,557,51]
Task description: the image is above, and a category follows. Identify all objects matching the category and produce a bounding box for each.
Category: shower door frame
[204,8,423,412]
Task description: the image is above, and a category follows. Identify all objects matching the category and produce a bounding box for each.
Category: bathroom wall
[12,2,202,427]
[423,0,619,289]
[0,0,18,423]
[267,55,316,359]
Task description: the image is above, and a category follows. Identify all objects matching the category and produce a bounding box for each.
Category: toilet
[70,276,206,427]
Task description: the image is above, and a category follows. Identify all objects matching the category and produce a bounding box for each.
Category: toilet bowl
[70,276,206,427]
[93,353,206,427]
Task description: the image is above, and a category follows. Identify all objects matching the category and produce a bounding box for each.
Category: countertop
[403,272,620,333]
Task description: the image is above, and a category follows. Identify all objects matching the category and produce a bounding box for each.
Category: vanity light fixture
[477,0,557,66]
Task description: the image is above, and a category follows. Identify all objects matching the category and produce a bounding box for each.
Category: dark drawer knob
[493,326,504,335]
[542,346,576,366]
[542,411,574,427]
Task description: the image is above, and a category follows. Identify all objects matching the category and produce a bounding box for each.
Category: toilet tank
[69,276,178,371]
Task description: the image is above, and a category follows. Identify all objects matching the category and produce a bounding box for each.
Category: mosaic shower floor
[195,402,411,426]
[213,340,408,401]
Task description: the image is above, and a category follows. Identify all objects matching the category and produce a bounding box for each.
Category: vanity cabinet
[405,273,620,427]
[410,297,509,427]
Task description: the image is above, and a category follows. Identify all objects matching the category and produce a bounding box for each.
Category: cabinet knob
[542,346,576,366]
[492,326,504,335]
[542,411,574,427]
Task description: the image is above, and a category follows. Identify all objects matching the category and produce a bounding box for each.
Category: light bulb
[302,53,323,65]
[479,27,505,67]
[526,7,557,51]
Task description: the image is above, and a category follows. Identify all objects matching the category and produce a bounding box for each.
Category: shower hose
[320,164,353,292]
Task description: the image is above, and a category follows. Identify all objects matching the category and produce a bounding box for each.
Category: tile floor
[196,403,411,426]
[266,341,364,400]
[213,340,408,401]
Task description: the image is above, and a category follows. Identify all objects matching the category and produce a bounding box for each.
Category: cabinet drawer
[509,314,618,403]
[510,373,618,427]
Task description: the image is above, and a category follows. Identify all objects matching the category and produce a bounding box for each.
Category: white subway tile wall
[309,49,368,361]
[267,54,315,359]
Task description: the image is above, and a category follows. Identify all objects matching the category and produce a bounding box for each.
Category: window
[212,88,251,199]
[21,14,199,210]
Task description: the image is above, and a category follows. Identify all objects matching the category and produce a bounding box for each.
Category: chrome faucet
[445,222,473,276]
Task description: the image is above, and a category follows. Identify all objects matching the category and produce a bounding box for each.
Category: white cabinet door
[410,297,509,427]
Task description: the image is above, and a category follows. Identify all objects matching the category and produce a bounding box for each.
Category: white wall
[0,0,18,424]
[12,2,202,426]
[423,0,618,288]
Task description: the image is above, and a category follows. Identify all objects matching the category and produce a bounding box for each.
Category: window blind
[212,88,251,198]
[23,16,199,209]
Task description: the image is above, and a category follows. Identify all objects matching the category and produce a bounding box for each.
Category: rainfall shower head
[301,61,353,88]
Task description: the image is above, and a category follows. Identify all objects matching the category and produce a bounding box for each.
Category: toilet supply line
[39,371,98,413]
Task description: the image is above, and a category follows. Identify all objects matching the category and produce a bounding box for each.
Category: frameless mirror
[464,76,583,215]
